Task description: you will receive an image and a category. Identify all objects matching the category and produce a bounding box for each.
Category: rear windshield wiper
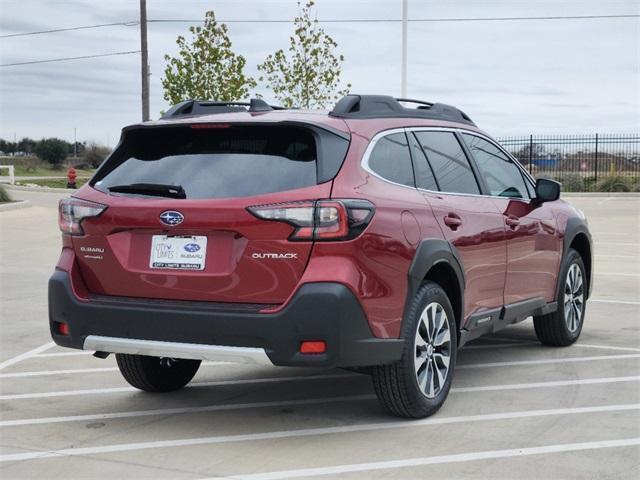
[107,183,186,199]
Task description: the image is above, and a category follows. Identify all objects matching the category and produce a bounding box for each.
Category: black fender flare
[560,217,593,299]
[403,239,466,333]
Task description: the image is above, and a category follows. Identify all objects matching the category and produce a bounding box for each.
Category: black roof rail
[161,98,284,119]
[329,94,475,126]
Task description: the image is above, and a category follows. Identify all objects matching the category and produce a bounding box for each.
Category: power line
[0,50,141,67]
[148,14,640,24]
[0,22,139,39]
[2,13,638,38]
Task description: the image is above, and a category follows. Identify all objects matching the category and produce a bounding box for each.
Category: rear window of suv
[92,125,347,199]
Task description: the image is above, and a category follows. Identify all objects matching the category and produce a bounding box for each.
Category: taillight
[58,198,107,236]
[248,199,374,241]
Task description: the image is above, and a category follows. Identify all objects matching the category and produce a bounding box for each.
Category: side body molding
[404,238,466,334]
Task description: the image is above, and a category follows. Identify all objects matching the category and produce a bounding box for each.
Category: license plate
[150,235,207,270]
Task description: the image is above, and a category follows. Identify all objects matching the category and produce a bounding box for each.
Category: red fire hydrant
[67,167,77,189]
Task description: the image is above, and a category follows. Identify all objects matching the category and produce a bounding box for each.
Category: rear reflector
[55,322,70,336]
[300,340,326,354]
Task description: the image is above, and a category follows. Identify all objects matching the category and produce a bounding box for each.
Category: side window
[413,131,480,195]
[462,134,529,199]
[408,133,439,191]
[368,133,415,187]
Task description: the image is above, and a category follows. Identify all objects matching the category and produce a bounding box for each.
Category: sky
[0,0,639,145]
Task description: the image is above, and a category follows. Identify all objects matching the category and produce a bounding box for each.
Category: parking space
[1,190,638,479]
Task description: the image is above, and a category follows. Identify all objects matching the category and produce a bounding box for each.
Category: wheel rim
[564,263,584,333]
[414,302,451,399]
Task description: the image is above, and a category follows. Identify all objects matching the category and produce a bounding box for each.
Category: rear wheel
[372,281,457,418]
[534,248,586,346]
[116,354,201,392]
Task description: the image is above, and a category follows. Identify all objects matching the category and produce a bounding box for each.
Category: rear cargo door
[73,123,348,305]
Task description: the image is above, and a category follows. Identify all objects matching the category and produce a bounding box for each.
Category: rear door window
[368,132,415,187]
[92,125,335,199]
[462,133,530,199]
[413,131,480,195]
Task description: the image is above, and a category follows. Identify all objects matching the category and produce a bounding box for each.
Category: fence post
[529,134,533,171]
[594,133,599,183]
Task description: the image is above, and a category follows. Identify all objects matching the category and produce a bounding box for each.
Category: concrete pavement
[1,188,638,479]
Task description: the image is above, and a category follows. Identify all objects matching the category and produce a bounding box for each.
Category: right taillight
[58,198,107,236]
[248,199,375,241]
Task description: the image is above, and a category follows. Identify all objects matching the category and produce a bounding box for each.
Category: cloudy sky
[1,0,638,145]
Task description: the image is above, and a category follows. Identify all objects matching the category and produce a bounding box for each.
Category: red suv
[49,95,592,418]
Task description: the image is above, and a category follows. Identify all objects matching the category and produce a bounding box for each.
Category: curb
[5,184,76,194]
[0,200,32,212]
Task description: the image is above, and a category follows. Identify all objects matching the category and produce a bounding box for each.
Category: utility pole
[140,0,150,121]
[74,127,77,159]
[400,0,408,98]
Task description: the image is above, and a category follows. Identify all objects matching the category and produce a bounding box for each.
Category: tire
[116,354,201,392]
[534,248,586,346]
[371,281,457,418]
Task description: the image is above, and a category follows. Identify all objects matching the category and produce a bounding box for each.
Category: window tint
[462,134,529,199]
[408,133,438,191]
[368,133,415,187]
[93,126,319,199]
[413,131,480,195]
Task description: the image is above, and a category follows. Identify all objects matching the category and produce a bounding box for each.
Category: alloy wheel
[564,263,584,333]
[414,302,452,398]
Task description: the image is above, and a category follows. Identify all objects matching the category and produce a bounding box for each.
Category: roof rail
[161,98,284,119]
[329,94,475,126]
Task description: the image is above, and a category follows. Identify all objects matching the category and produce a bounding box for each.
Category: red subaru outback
[49,95,592,418]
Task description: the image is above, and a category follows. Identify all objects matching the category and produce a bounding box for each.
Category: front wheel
[533,248,587,346]
[372,281,457,418]
[116,354,201,392]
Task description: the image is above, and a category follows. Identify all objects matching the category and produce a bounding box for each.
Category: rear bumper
[48,270,403,367]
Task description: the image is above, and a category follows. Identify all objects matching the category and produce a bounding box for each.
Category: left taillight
[248,199,375,241]
[58,198,107,236]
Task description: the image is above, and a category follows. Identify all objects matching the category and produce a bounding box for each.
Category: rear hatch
[71,122,349,305]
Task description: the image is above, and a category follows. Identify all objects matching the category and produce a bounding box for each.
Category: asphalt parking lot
[1,188,638,479]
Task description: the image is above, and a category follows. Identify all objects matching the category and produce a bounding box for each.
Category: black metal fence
[496,134,640,192]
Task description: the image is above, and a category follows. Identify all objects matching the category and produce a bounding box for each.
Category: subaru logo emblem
[184,243,200,253]
[159,210,184,226]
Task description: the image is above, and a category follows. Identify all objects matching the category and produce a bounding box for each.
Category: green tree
[34,138,68,168]
[162,11,256,104]
[258,1,350,109]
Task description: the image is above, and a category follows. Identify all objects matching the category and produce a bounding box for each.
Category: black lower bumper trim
[48,271,403,368]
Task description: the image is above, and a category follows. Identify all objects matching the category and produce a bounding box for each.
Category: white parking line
[457,353,640,369]
[590,298,640,305]
[596,242,639,247]
[0,367,120,378]
[35,351,92,358]
[0,373,357,401]
[0,342,54,371]
[2,376,637,428]
[229,438,640,480]
[574,344,640,353]
[1,403,637,462]
[598,273,640,277]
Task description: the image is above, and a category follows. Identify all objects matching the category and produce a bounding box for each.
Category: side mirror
[534,178,561,203]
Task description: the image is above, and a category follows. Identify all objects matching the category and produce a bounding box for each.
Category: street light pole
[400,0,408,98]
[140,0,150,121]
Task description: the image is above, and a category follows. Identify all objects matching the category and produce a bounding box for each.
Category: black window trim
[361,126,537,203]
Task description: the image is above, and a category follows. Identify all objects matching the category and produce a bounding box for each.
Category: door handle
[505,215,520,228]
[443,214,462,230]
